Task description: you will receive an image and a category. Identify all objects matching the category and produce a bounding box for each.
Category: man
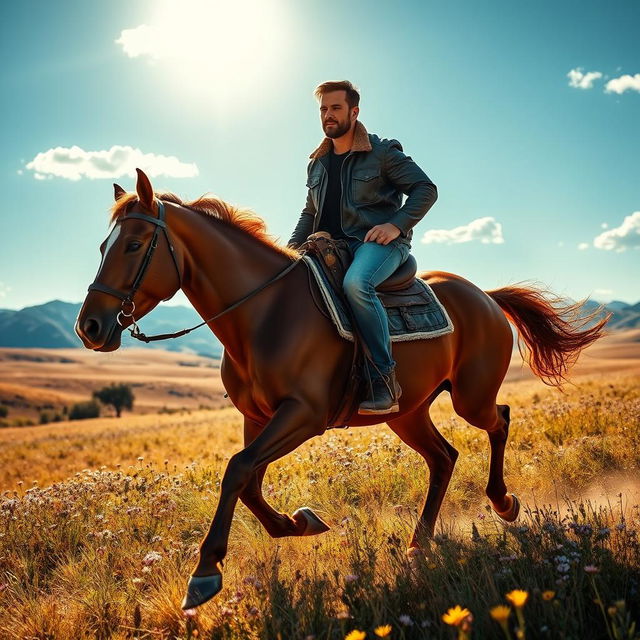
[288,80,438,414]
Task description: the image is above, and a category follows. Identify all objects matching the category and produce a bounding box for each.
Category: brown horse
[76,169,609,609]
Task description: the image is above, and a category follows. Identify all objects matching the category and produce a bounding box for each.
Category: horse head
[75,168,182,351]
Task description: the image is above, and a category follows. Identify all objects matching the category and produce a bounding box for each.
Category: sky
[1,0,639,311]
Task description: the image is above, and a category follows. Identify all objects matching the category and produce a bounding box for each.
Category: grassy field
[0,342,639,639]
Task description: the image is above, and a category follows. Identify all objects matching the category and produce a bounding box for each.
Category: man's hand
[364,223,402,245]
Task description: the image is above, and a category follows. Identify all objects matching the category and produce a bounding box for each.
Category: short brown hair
[314,80,360,109]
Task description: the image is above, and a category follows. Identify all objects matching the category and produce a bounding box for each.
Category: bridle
[88,200,182,333]
[87,199,301,343]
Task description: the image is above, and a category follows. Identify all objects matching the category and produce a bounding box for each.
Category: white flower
[142,551,162,566]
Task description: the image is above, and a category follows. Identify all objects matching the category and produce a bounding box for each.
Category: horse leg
[239,417,330,538]
[183,399,325,609]
[387,403,459,548]
[451,380,519,521]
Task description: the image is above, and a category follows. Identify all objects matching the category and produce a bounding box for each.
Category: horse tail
[485,284,611,389]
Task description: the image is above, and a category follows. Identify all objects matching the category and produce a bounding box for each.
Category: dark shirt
[317,150,347,239]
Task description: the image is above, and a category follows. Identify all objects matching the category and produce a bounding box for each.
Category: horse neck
[169,204,291,352]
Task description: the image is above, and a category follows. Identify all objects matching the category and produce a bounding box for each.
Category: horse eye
[126,241,143,252]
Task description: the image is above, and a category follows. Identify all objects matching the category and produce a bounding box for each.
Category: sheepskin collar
[309,120,372,159]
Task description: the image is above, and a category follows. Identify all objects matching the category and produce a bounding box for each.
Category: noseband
[88,200,182,328]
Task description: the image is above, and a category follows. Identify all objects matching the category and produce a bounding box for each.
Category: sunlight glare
[120,0,290,108]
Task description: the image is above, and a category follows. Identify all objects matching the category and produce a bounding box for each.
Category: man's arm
[383,142,438,237]
[287,189,316,248]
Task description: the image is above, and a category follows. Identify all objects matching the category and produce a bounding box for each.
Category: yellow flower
[442,605,471,627]
[345,631,366,640]
[506,589,528,608]
[489,605,511,623]
[374,625,392,638]
[542,590,555,601]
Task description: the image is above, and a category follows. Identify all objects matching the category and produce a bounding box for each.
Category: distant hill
[581,299,640,331]
[0,297,637,355]
[0,300,222,358]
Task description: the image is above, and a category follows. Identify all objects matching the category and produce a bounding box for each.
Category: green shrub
[69,400,101,421]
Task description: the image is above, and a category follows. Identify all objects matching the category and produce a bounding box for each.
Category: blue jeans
[343,239,410,377]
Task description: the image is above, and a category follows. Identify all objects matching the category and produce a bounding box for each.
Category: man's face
[319,90,358,139]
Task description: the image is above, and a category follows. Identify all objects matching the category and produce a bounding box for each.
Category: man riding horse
[288,80,438,415]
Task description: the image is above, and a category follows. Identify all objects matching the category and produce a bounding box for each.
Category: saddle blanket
[302,255,454,343]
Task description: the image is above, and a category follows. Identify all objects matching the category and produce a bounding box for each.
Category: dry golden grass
[0,334,638,638]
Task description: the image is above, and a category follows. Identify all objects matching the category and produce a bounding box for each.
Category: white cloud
[594,288,613,296]
[116,24,163,59]
[0,282,11,299]
[604,73,640,94]
[567,68,603,89]
[578,242,590,250]
[601,222,608,229]
[557,241,565,247]
[25,145,198,181]
[421,217,504,245]
[593,211,640,252]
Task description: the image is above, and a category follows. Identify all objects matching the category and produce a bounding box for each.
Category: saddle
[301,231,423,305]
[301,232,427,427]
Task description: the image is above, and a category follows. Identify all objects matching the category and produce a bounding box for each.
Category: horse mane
[110,191,299,259]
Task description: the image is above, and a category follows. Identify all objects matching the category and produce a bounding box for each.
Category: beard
[323,117,351,139]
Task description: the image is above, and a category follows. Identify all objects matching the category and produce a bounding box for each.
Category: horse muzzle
[75,312,123,352]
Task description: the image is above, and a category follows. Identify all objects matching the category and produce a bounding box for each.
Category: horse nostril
[84,317,101,340]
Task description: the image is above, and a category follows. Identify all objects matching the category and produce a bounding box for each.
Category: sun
[117,0,290,109]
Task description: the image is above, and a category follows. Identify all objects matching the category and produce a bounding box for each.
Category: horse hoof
[494,493,520,522]
[181,574,223,609]
[292,507,331,536]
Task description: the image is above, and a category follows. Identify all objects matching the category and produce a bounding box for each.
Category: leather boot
[358,369,402,415]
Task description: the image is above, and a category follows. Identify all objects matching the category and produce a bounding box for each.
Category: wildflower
[183,608,197,618]
[442,606,470,626]
[344,574,359,583]
[374,625,392,637]
[137,456,144,462]
[336,610,352,620]
[247,606,260,617]
[489,605,511,623]
[220,606,233,617]
[506,590,528,608]
[607,606,618,617]
[344,631,366,640]
[398,614,414,626]
[142,551,162,566]
[584,565,599,574]
[542,590,555,601]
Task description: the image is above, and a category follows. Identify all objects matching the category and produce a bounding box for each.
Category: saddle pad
[303,255,454,343]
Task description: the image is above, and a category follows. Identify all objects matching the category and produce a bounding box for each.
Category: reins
[88,198,303,344]
[128,257,301,343]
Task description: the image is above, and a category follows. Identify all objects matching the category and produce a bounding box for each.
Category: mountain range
[0,297,638,356]
[0,300,222,357]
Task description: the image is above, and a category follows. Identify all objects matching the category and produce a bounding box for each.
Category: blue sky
[1,0,639,310]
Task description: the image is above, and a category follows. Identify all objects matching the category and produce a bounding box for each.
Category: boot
[358,369,402,415]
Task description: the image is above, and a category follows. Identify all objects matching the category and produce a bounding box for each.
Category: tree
[93,383,134,418]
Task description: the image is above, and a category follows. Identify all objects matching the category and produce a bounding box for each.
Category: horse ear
[135,168,155,211]
[113,183,126,201]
